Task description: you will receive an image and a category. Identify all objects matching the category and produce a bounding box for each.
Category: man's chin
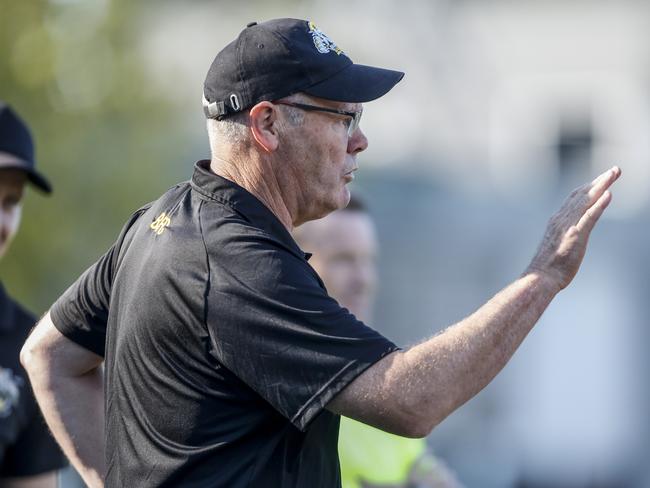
[305,189,351,223]
[339,187,351,209]
[323,188,350,213]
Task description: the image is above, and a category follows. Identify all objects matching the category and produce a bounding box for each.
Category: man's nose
[348,127,368,154]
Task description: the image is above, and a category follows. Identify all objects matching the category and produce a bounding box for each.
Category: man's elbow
[391,396,454,438]
[20,312,59,380]
[19,340,32,371]
[381,404,436,438]
[402,409,446,438]
[20,328,48,377]
[395,419,433,439]
[22,313,104,379]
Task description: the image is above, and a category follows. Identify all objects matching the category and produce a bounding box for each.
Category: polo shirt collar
[191,160,309,260]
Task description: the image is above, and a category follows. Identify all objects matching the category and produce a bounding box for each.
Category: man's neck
[210,156,295,232]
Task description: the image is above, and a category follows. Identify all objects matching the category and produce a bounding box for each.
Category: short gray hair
[277,94,307,126]
[206,111,249,150]
[206,92,309,155]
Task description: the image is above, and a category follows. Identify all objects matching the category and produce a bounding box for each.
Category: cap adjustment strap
[229,93,241,112]
[202,93,244,120]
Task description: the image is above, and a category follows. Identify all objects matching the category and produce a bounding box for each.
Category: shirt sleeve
[205,224,399,431]
[50,207,150,356]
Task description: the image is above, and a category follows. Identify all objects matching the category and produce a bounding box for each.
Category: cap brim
[303,63,404,103]
[0,154,52,194]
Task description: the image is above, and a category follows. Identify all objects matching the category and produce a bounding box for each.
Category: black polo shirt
[0,283,67,478]
[51,160,398,487]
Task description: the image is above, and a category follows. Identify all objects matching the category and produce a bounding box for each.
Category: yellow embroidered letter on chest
[150,212,171,235]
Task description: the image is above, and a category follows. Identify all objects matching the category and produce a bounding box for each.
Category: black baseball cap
[0,102,52,193]
[203,18,405,119]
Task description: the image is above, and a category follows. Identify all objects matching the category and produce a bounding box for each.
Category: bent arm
[20,312,105,488]
[328,166,621,438]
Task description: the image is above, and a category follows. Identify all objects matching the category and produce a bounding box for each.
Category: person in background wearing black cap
[22,18,619,488]
[0,102,66,487]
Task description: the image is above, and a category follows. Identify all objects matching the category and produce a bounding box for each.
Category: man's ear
[249,101,280,152]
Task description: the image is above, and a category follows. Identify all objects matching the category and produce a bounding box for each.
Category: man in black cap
[0,102,66,487]
[22,18,619,488]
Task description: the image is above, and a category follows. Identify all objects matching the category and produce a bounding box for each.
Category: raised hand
[526,166,621,291]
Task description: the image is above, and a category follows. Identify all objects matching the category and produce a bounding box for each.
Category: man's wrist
[521,267,563,296]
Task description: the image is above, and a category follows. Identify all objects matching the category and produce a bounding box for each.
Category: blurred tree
[0,0,188,312]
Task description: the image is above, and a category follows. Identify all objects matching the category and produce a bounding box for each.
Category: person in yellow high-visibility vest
[293,195,462,488]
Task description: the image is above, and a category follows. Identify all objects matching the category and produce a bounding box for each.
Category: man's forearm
[34,367,105,487]
[330,272,558,436]
[21,314,106,488]
[398,271,557,431]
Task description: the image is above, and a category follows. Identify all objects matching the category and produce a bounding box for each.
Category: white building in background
[139,1,650,486]
[141,0,650,215]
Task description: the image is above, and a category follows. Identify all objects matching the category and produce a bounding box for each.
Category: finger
[560,166,620,223]
[587,166,621,203]
[576,189,612,234]
[590,165,619,185]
